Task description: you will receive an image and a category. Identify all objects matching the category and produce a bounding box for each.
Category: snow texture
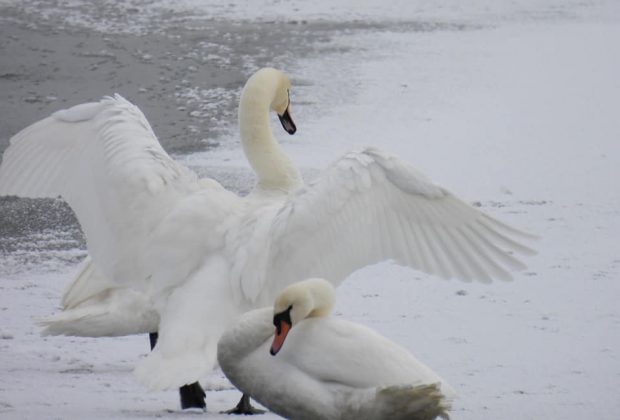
[1,0,619,419]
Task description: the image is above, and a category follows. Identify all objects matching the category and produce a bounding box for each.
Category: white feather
[217,279,453,420]
[37,257,159,337]
[0,68,535,391]
[254,147,535,302]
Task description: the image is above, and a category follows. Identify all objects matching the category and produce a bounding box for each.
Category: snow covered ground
[1,1,619,419]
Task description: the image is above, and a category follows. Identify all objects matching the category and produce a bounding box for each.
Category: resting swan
[0,68,534,406]
[218,278,453,420]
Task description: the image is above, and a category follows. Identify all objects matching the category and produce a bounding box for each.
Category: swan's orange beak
[270,319,291,356]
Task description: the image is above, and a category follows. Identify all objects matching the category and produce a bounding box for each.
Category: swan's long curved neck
[304,279,336,319]
[239,85,302,192]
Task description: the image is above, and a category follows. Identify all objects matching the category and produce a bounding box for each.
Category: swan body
[218,278,453,420]
[0,68,535,391]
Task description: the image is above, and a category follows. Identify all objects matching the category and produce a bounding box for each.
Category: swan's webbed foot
[179,382,207,410]
[222,394,265,415]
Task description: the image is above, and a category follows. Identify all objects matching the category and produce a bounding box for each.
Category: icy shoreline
[1,1,619,419]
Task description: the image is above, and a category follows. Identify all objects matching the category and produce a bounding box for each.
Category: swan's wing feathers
[0,95,194,198]
[260,148,535,299]
[0,95,199,282]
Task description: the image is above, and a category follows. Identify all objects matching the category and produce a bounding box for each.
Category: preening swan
[0,68,534,408]
[218,278,453,420]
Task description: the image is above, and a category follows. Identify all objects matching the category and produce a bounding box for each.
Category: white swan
[0,68,535,396]
[218,278,454,420]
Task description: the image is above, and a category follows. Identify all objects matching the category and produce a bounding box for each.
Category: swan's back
[281,318,454,394]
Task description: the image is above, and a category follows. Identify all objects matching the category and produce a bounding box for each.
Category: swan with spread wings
[0,68,535,408]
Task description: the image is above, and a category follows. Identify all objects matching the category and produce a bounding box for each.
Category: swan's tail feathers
[356,383,451,420]
[61,257,117,310]
[37,288,159,337]
[38,305,126,337]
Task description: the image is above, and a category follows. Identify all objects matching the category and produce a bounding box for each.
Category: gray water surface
[0,1,477,275]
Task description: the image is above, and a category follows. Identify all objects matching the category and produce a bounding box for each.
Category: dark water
[0,1,477,275]
[0,9,360,155]
[0,2,361,274]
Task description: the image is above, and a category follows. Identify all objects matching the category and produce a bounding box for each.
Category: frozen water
[0,1,619,419]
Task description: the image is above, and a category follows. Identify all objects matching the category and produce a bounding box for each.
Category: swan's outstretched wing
[0,95,199,284]
[245,147,536,301]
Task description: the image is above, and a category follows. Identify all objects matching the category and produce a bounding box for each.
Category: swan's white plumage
[0,68,534,390]
[0,94,201,291]
[61,256,115,310]
[37,286,159,337]
[217,279,453,420]
[252,147,535,304]
[37,257,159,337]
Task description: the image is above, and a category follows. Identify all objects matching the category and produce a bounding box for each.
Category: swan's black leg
[148,332,158,350]
[222,393,266,415]
[179,382,207,410]
[148,333,207,410]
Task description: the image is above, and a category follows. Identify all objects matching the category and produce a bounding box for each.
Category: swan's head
[270,278,335,355]
[243,67,296,135]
